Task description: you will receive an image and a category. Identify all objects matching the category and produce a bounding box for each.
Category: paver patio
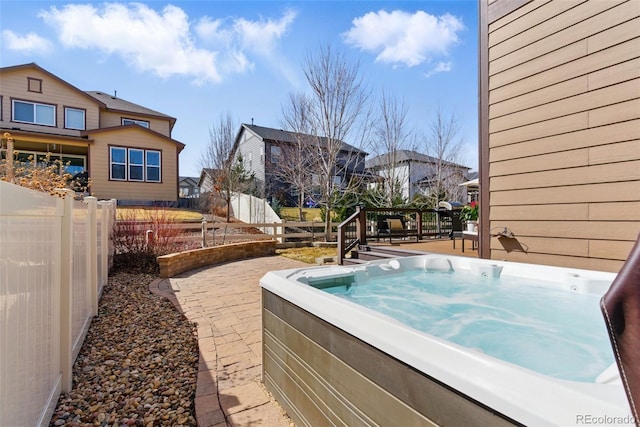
[150,256,306,427]
[149,239,476,426]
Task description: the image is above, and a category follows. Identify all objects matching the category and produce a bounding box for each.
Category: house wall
[88,127,179,201]
[237,129,266,182]
[99,110,171,138]
[0,67,100,133]
[481,0,640,272]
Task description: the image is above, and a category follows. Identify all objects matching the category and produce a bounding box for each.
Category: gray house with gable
[232,123,368,205]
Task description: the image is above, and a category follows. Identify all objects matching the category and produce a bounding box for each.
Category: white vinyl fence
[230,192,282,238]
[0,182,115,427]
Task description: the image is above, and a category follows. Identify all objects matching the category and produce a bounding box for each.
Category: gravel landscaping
[50,271,199,426]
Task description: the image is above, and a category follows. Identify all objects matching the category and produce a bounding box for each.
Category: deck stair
[344,245,429,265]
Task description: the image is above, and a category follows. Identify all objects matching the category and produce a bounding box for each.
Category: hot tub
[260,254,631,426]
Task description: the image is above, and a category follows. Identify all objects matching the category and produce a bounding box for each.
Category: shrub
[112,208,199,273]
[1,132,89,198]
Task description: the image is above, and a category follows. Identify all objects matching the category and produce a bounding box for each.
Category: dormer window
[122,118,149,128]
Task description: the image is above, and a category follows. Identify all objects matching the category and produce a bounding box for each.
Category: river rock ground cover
[50,270,199,426]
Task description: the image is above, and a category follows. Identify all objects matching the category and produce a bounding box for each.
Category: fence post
[86,197,98,316]
[416,210,423,240]
[98,201,109,290]
[201,217,207,248]
[58,189,74,393]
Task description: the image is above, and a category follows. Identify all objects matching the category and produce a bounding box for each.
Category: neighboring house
[179,176,200,199]
[479,1,640,272]
[198,168,217,194]
[365,149,472,203]
[0,63,185,203]
[232,123,369,204]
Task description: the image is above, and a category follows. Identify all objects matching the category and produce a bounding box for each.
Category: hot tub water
[321,269,613,382]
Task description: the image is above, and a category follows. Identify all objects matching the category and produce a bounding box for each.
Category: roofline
[0,127,94,144]
[238,123,368,155]
[0,62,107,108]
[101,106,177,128]
[81,124,185,152]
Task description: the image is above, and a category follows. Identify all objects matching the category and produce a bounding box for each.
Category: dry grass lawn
[116,207,204,222]
[276,246,337,264]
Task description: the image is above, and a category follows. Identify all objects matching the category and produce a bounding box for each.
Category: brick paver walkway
[150,256,307,427]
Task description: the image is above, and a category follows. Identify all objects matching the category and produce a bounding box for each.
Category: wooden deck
[365,236,479,258]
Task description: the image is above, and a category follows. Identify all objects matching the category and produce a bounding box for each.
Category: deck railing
[0,183,116,427]
[337,207,459,264]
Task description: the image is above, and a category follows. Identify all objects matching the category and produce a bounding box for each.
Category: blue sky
[1,1,479,177]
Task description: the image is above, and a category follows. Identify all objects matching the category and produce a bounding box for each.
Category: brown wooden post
[356,205,367,245]
[337,224,346,265]
[416,210,422,240]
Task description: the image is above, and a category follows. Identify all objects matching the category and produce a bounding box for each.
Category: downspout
[478,0,490,259]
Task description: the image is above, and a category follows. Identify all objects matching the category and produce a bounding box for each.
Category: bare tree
[200,113,253,222]
[420,106,466,207]
[371,90,414,206]
[283,44,371,240]
[276,93,316,220]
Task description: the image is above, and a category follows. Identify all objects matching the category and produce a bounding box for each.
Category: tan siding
[491,160,640,191]
[99,111,171,137]
[0,68,100,131]
[486,220,635,242]
[490,35,640,104]
[485,0,639,268]
[490,75,589,119]
[589,140,640,165]
[491,149,589,176]
[490,120,639,161]
[489,249,624,272]
[588,56,640,90]
[490,40,587,87]
[588,98,640,127]
[490,17,639,90]
[491,201,640,223]
[488,0,553,34]
[590,239,637,261]
[589,202,640,221]
[490,58,639,118]
[490,79,639,133]
[490,181,640,205]
[489,1,628,63]
[490,111,588,147]
[490,204,590,221]
[88,128,178,201]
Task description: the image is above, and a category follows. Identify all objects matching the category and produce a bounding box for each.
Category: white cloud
[425,61,452,78]
[343,10,464,69]
[2,30,53,55]
[195,9,297,82]
[235,9,296,55]
[34,3,296,85]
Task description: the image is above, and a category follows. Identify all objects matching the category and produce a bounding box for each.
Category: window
[110,147,127,180]
[13,100,55,126]
[0,149,86,175]
[128,149,144,181]
[64,107,85,130]
[146,150,161,182]
[270,145,281,162]
[110,146,161,182]
[122,118,149,128]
